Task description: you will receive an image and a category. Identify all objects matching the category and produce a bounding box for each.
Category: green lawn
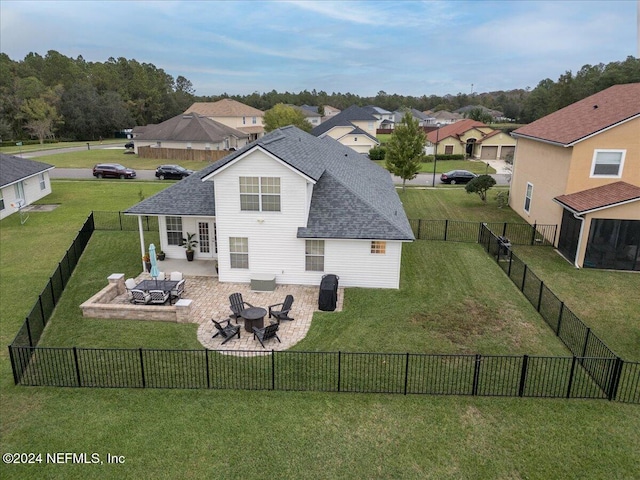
[376,159,496,174]
[0,138,123,155]
[1,182,638,479]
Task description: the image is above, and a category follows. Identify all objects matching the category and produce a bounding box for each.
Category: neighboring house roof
[300,105,320,114]
[554,181,640,214]
[135,114,248,143]
[0,154,54,188]
[425,119,488,143]
[289,105,321,118]
[430,110,464,122]
[455,105,505,118]
[312,105,378,137]
[184,99,264,117]
[512,83,640,146]
[126,126,413,241]
[363,105,392,116]
[132,125,149,135]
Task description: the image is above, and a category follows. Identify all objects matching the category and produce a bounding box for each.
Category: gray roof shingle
[0,154,54,187]
[125,126,414,241]
[311,105,378,137]
[134,113,248,143]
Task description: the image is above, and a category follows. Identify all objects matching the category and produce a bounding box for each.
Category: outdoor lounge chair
[125,278,137,302]
[229,293,253,322]
[252,322,281,348]
[131,289,151,304]
[171,279,185,300]
[170,271,183,281]
[211,318,241,344]
[149,289,170,304]
[268,295,294,323]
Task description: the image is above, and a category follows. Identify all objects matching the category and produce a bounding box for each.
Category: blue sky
[1,0,637,97]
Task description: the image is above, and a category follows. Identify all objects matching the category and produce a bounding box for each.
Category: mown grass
[1,182,638,479]
[0,139,123,155]
[376,159,496,174]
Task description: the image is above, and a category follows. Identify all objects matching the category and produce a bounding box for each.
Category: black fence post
[271,350,276,391]
[73,347,82,387]
[49,278,56,306]
[536,281,545,312]
[472,354,481,396]
[530,222,537,245]
[566,356,577,398]
[444,220,449,241]
[521,265,528,292]
[404,353,410,395]
[8,346,19,385]
[139,348,146,388]
[26,318,33,347]
[417,219,422,240]
[337,351,341,392]
[502,222,507,237]
[205,349,210,389]
[38,297,45,328]
[556,302,564,336]
[518,355,529,397]
[607,358,624,401]
[582,328,591,358]
[507,250,513,277]
[118,211,123,231]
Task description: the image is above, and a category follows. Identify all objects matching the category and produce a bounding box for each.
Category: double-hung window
[590,150,625,177]
[524,183,533,214]
[371,241,386,254]
[229,237,248,269]
[39,173,46,190]
[239,177,280,212]
[305,240,324,271]
[166,217,183,245]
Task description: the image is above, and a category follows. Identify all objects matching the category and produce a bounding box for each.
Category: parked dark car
[440,170,478,184]
[124,141,134,149]
[155,164,194,180]
[93,163,136,179]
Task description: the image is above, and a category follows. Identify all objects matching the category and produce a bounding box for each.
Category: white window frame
[39,173,46,190]
[0,190,4,211]
[239,177,280,212]
[590,149,625,178]
[524,183,533,214]
[305,240,325,271]
[229,237,248,269]
[166,216,183,245]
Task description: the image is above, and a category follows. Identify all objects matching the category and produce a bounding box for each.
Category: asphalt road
[27,145,511,186]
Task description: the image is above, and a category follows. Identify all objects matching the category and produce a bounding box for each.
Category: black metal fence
[478,223,639,403]
[409,219,556,245]
[9,346,625,400]
[7,213,639,404]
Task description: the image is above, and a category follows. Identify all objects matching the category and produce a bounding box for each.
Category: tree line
[0,50,638,142]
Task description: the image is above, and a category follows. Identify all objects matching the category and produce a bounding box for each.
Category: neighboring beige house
[426,110,464,125]
[425,119,516,159]
[311,105,380,154]
[321,105,340,122]
[510,82,640,271]
[133,113,249,152]
[292,105,322,127]
[185,99,265,141]
[0,154,54,221]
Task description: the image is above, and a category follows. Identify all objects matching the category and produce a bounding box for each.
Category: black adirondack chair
[268,295,294,323]
[211,318,241,344]
[252,323,281,348]
[229,293,253,322]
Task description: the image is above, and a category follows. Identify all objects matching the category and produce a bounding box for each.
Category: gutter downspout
[573,212,585,269]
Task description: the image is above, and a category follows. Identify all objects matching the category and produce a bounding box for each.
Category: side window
[524,183,533,214]
[166,217,183,245]
[590,150,625,177]
[305,240,325,271]
[229,237,249,268]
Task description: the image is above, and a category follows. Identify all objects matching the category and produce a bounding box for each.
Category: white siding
[0,172,52,221]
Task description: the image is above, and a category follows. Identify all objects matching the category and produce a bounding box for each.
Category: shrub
[368,146,386,160]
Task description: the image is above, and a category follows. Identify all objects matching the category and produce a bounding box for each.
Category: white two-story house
[126,126,414,288]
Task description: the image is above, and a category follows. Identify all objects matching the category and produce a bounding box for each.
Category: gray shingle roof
[311,105,378,137]
[0,154,54,187]
[125,126,414,241]
[135,113,248,142]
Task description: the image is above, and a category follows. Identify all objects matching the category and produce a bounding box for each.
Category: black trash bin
[318,274,339,311]
[497,236,512,256]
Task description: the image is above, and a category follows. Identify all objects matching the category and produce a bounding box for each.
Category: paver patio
[113,272,343,353]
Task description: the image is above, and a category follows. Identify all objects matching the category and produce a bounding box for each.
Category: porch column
[138,215,146,272]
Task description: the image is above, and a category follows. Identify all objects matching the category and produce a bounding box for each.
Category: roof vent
[593,105,598,109]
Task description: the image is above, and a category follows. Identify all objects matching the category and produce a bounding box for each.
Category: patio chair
[229,293,253,322]
[125,278,137,302]
[211,318,241,344]
[149,289,170,304]
[170,271,183,281]
[171,279,186,300]
[253,322,281,348]
[156,271,165,281]
[268,295,295,323]
[131,289,151,304]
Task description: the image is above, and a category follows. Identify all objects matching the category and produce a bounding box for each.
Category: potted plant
[142,253,151,272]
[157,250,166,261]
[181,232,198,261]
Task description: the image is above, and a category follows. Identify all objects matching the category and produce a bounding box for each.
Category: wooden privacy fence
[137,146,230,162]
